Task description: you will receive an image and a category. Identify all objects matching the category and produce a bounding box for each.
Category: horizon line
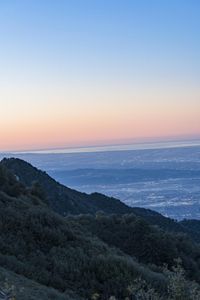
[2,137,200,155]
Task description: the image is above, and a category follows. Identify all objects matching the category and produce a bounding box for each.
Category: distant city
[1,140,200,220]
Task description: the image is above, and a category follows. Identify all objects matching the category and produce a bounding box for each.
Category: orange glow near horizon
[1,1,200,152]
[0,83,199,152]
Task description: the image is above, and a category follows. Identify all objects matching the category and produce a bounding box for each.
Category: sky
[0,0,200,151]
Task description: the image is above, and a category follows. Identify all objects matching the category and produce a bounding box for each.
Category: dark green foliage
[0,165,25,198]
[0,184,166,299]
[179,219,200,242]
[0,158,200,299]
[0,266,80,300]
[126,260,200,300]
[74,213,200,284]
[2,158,199,244]
[30,181,49,205]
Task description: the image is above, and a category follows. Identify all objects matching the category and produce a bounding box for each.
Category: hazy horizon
[1,143,199,220]
[1,136,199,155]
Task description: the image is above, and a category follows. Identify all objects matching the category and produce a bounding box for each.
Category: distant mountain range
[0,158,200,299]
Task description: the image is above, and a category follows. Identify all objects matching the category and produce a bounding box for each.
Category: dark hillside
[0,166,167,299]
[74,213,200,283]
[1,158,134,215]
[1,158,200,243]
[0,160,200,299]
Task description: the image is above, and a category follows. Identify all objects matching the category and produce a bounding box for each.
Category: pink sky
[0,1,200,151]
[0,84,199,151]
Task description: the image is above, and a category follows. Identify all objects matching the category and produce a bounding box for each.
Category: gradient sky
[0,0,200,151]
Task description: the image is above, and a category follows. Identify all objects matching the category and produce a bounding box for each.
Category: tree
[30,181,48,204]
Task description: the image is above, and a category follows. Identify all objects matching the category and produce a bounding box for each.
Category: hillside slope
[0,165,167,299]
[0,160,200,299]
[1,157,200,243]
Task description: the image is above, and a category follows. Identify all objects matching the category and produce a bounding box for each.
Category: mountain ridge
[1,157,199,243]
[0,157,200,299]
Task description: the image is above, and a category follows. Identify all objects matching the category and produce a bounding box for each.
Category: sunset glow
[0,1,199,151]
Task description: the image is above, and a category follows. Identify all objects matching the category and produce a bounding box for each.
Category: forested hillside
[1,158,200,243]
[0,158,200,299]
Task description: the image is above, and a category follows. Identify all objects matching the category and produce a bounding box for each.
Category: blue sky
[0,1,199,151]
[1,0,200,83]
